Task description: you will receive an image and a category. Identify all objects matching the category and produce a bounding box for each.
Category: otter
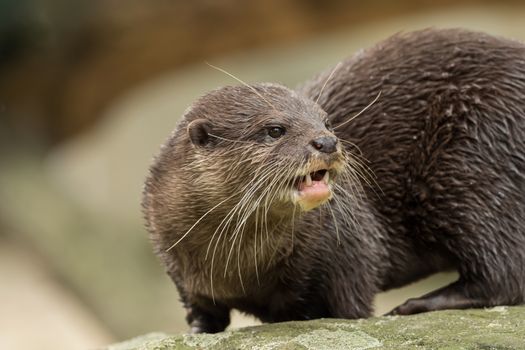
[142,28,525,333]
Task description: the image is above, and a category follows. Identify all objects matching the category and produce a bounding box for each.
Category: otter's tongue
[297,170,330,202]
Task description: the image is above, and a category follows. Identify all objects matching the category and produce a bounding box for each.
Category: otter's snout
[311,136,338,154]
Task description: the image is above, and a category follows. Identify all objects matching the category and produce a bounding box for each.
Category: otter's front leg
[387,280,487,315]
[169,273,231,333]
[325,272,376,319]
[185,300,230,333]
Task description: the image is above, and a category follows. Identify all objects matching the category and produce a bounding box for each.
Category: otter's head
[175,83,344,215]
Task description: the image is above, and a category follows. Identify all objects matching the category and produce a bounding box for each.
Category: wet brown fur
[143,29,525,332]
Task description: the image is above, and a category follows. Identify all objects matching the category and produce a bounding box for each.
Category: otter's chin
[293,169,332,212]
[294,187,332,211]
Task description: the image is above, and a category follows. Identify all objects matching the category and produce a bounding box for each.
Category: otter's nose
[311,136,338,154]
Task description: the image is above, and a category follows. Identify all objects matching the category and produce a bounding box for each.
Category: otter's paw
[386,298,432,316]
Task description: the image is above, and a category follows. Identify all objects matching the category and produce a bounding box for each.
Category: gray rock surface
[106,306,525,349]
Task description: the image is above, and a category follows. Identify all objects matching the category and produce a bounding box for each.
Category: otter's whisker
[224,191,268,277]
[341,151,372,187]
[345,152,375,176]
[262,159,295,213]
[328,202,341,246]
[269,162,296,210]
[231,160,284,224]
[339,166,365,203]
[265,217,286,270]
[315,62,342,104]
[291,202,297,252]
[262,180,283,244]
[166,192,237,252]
[206,161,279,259]
[215,161,283,282]
[330,193,354,234]
[345,159,373,193]
[228,164,283,243]
[168,149,268,256]
[338,138,365,157]
[261,164,288,239]
[236,226,247,294]
[231,194,268,286]
[208,133,253,144]
[208,169,271,289]
[254,206,260,285]
[224,159,289,279]
[210,191,256,275]
[256,167,283,257]
[343,152,383,198]
[224,217,245,278]
[333,90,382,130]
[263,165,297,269]
[205,158,269,295]
[332,184,362,234]
[206,62,277,111]
[209,176,268,302]
[259,205,265,270]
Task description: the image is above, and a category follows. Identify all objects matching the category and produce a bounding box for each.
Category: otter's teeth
[306,173,313,186]
[322,171,329,184]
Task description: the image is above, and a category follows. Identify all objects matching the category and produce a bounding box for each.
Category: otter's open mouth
[293,169,332,211]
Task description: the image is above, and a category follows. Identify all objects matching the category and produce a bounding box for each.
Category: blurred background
[1,0,525,349]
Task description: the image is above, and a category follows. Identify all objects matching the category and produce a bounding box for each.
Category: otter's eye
[324,120,333,130]
[268,126,285,139]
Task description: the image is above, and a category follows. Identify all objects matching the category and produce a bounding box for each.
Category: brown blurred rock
[2,0,521,146]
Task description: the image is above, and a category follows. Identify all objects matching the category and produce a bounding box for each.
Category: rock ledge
[106,306,525,349]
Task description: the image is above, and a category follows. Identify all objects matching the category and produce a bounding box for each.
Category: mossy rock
[106,306,525,350]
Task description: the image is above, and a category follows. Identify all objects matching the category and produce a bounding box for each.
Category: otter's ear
[187,119,212,147]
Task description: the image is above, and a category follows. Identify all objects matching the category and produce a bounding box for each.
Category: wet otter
[143,28,525,333]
